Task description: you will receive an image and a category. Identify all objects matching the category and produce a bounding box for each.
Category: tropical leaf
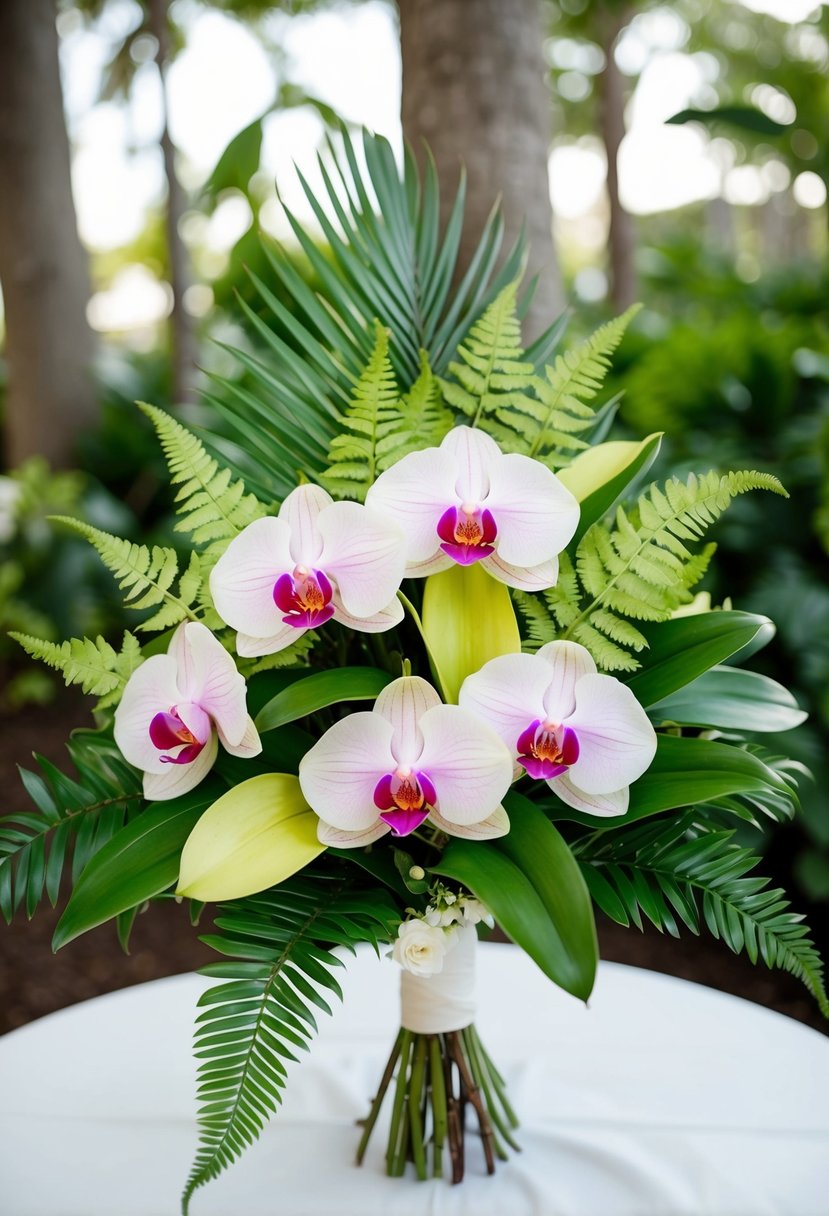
[182,868,400,1212]
[199,127,540,500]
[50,517,202,633]
[138,402,267,557]
[0,732,142,923]
[574,813,828,1016]
[9,630,143,709]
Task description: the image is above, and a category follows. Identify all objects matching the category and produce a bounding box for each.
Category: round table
[1,946,827,1215]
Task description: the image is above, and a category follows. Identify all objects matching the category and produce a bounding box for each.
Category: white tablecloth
[1,946,827,1216]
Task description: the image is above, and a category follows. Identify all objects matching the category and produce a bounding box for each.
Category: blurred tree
[398,0,565,338]
[0,0,96,468]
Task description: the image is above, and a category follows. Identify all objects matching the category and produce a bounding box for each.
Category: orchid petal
[458,653,552,755]
[236,622,306,658]
[550,774,628,818]
[481,552,560,592]
[318,501,406,617]
[365,447,456,563]
[417,705,512,825]
[316,818,390,847]
[429,804,510,840]
[217,715,262,759]
[298,712,395,830]
[536,640,597,723]
[331,595,404,633]
[566,673,658,794]
[170,622,251,747]
[441,426,500,502]
[373,676,441,768]
[486,453,579,567]
[143,732,219,801]
[113,654,183,774]
[404,551,454,579]
[278,483,330,565]
[209,516,293,639]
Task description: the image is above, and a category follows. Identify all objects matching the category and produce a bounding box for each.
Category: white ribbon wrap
[400,923,477,1034]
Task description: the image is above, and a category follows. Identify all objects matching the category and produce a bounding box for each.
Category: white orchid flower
[114,621,261,801]
[209,484,406,656]
[298,675,513,846]
[365,426,579,591]
[459,640,657,817]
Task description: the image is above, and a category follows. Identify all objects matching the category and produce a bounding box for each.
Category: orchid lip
[373,767,437,837]
[516,719,579,780]
[273,567,334,628]
[149,709,206,766]
[436,504,497,565]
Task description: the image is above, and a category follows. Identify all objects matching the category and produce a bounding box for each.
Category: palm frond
[182,868,400,1212]
[574,813,828,1016]
[200,127,540,501]
[0,733,142,922]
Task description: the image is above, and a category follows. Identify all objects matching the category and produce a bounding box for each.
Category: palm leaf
[575,813,828,1015]
[182,867,400,1212]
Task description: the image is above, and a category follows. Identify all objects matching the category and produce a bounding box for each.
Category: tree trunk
[398,0,565,340]
[148,0,197,405]
[0,0,96,468]
[597,7,637,312]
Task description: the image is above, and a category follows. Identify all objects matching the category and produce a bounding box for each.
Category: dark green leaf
[650,666,807,733]
[254,667,393,732]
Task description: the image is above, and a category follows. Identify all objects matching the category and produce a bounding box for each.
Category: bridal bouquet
[2,132,825,1212]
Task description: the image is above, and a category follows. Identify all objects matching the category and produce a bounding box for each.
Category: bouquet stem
[357,1023,519,1182]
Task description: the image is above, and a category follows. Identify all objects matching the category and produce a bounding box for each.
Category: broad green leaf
[177,774,325,901]
[650,666,807,733]
[254,667,393,733]
[422,563,521,703]
[667,104,789,137]
[624,611,775,707]
[558,432,662,545]
[53,783,220,949]
[549,735,795,827]
[431,797,597,1001]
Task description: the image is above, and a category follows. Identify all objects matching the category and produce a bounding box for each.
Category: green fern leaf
[494,306,639,464]
[138,403,267,558]
[575,814,828,1016]
[321,322,407,501]
[50,517,201,633]
[513,590,558,652]
[377,350,453,469]
[10,630,144,708]
[182,869,400,1212]
[440,282,536,432]
[562,470,786,666]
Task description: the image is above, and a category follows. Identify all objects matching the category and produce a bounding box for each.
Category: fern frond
[516,307,640,464]
[440,282,536,430]
[321,322,406,501]
[561,470,786,666]
[50,517,201,633]
[513,590,557,652]
[182,869,400,1211]
[237,632,316,676]
[10,630,143,709]
[138,403,267,558]
[575,813,828,1016]
[0,733,142,922]
[377,350,453,469]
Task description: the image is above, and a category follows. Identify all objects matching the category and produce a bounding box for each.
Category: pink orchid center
[516,719,580,781]
[437,502,497,565]
[273,565,335,628]
[373,765,438,837]
[149,707,208,766]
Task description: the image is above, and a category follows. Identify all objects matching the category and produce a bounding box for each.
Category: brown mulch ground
[1,690,827,1037]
